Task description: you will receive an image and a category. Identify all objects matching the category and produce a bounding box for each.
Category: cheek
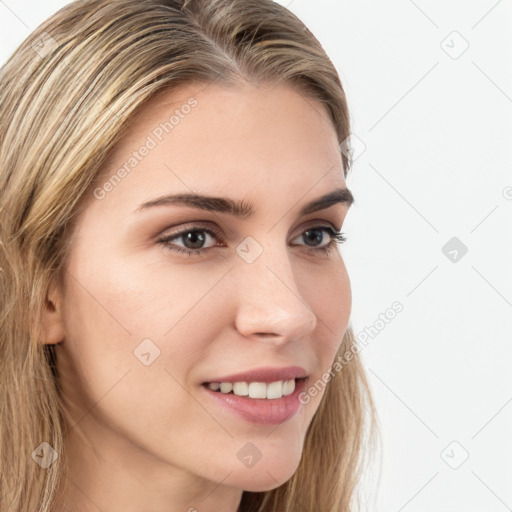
[58,252,229,410]
[63,248,219,343]
[300,258,351,356]
[291,262,351,415]
[57,260,231,459]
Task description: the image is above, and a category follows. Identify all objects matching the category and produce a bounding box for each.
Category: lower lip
[200,378,307,426]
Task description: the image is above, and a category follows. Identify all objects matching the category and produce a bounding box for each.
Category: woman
[0,0,378,510]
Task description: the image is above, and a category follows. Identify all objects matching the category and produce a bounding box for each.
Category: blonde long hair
[0,1,379,510]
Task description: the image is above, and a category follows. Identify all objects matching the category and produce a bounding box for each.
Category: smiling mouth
[202,377,308,400]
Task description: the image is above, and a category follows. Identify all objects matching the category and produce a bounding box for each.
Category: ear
[39,278,66,345]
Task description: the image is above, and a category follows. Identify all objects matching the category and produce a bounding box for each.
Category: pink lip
[200,377,308,425]
[203,365,308,384]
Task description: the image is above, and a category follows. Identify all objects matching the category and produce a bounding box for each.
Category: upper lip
[203,366,308,384]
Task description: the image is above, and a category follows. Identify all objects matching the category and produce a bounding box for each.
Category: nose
[232,243,317,345]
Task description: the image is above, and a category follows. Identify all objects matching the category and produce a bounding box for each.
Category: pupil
[184,230,205,249]
[304,229,322,246]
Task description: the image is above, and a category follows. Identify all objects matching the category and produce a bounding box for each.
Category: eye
[156,223,347,257]
[157,223,222,256]
[291,225,347,255]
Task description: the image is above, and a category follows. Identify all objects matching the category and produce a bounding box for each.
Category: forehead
[108,80,340,167]
[85,81,345,222]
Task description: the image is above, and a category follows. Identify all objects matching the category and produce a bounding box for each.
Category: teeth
[219,382,233,393]
[283,379,295,396]
[207,379,296,399]
[233,382,249,396]
[266,380,283,399]
[248,382,266,399]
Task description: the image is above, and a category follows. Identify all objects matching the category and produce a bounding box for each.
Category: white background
[1,1,511,510]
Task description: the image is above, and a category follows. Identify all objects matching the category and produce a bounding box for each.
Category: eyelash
[156,223,347,257]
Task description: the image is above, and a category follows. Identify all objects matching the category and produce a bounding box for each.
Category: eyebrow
[133,187,354,217]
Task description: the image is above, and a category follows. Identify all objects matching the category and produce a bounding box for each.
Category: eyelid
[158,221,223,241]
[158,218,342,243]
[299,218,342,233]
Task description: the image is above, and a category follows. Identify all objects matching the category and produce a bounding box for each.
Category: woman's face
[50,80,353,504]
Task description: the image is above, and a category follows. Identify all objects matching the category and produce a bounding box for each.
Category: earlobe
[39,281,66,345]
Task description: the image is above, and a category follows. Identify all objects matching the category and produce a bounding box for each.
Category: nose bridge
[232,237,317,341]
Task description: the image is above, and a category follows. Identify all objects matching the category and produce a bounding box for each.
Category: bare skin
[42,80,353,512]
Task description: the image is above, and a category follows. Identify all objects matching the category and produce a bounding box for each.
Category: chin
[233,457,302,493]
